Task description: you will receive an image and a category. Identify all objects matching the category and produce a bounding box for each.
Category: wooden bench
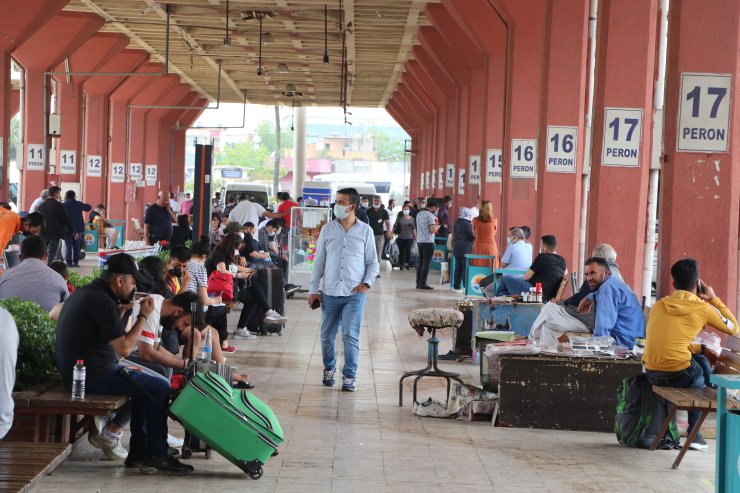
[651,335,740,469]
[0,442,71,493]
[10,378,128,444]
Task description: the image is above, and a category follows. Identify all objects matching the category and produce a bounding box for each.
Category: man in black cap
[55,253,194,475]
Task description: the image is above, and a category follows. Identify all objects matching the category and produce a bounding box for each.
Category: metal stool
[399,308,465,407]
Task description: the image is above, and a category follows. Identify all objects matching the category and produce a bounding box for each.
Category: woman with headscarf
[452,207,475,290]
[471,200,500,269]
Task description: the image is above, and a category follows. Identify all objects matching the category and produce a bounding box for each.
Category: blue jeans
[646,355,711,433]
[65,233,82,265]
[86,364,171,458]
[497,274,532,297]
[320,292,367,379]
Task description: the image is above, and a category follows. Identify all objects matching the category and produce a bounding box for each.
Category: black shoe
[140,455,194,475]
[124,453,148,468]
[419,285,434,290]
[234,380,255,390]
[376,274,381,278]
[438,350,458,360]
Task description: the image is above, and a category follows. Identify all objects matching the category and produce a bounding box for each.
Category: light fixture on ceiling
[275,63,289,73]
[223,0,231,48]
[283,84,303,98]
[223,36,232,48]
[323,4,329,63]
[141,2,161,15]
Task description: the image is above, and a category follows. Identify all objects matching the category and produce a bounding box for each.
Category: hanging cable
[323,4,329,63]
[257,13,264,75]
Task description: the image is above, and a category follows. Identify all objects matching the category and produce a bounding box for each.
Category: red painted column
[128,76,179,223]
[82,49,149,208]
[660,0,740,311]
[52,34,128,191]
[12,12,104,208]
[0,0,69,201]
[401,73,440,194]
[530,0,590,270]
[443,0,509,224]
[157,92,200,194]
[107,63,163,222]
[426,4,485,213]
[170,97,208,195]
[587,0,658,295]
[143,83,190,204]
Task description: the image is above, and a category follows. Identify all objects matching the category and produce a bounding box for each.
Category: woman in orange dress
[471,201,499,268]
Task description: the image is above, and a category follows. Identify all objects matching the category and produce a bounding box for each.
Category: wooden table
[0,442,71,493]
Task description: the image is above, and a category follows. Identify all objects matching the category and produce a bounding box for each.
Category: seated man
[55,254,193,474]
[0,235,69,312]
[165,245,192,296]
[7,212,45,247]
[577,257,644,348]
[0,307,19,440]
[491,235,567,301]
[530,243,621,348]
[643,258,738,451]
[500,227,533,271]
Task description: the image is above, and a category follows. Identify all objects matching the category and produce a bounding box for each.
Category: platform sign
[546,126,578,173]
[446,163,455,187]
[145,164,157,186]
[430,168,436,190]
[60,150,76,175]
[420,172,425,190]
[486,149,502,182]
[438,168,444,190]
[130,162,143,179]
[111,163,125,183]
[26,144,45,171]
[677,73,732,153]
[511,139,537,178]
[458,169,465,195]
[86,155,102,177]
[602,108,643,167]
[468,155,481,185]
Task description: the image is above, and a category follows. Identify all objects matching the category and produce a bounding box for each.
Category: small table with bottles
[287,206,332,287]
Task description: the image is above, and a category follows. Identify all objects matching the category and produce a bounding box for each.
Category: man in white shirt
[168,193,181,214]
[228,193,283,227]
[29,190,48,213]
[0,307,18,439]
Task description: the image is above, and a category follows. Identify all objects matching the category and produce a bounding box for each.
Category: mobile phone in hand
[311,298,321,310]
[697,279,706,295]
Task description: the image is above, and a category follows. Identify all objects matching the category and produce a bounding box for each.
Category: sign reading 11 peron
[677,73,732,153]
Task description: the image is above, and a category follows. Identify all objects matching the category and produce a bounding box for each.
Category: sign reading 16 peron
[677,73,732,153]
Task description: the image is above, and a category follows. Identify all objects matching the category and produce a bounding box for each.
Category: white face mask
[334,203,351,220]
[361,202,369,208]
[373,204,380,209]
[403,209,411,215]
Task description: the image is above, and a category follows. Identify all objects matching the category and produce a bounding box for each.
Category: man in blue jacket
[578,257,644,348]
[63,190,91,267]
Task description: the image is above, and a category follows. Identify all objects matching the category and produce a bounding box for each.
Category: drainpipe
[641,0,669,305]
[579,0,599,272]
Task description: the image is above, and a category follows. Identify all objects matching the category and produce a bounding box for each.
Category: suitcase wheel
[205,447,213,460]
[181,446,192,459]
[237,460,264,480]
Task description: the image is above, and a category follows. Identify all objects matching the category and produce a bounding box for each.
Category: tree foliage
[254,118,294,155]
[368,127,405,162]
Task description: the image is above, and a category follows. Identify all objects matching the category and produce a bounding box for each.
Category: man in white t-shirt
[128,291,199,379]
[168,193,181,214]
[228,193,283,227]
[0,307,18,439]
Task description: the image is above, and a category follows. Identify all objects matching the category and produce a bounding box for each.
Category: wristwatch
[362,282,371,289]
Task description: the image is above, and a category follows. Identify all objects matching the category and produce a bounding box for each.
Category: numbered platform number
[602,108,643,167]
[546,127,577,173]
[446,164,455,188]
[26,144,45,171]
[145,165,158,185]
[111,163,125,183]
[130,163,143,179]
[469,155,481,185]
[677,73,732,153]
[458,169,465,195]
[486,149,502,183]
[511,139,537,178]
[60,150,76,175]
[87,155,102,177]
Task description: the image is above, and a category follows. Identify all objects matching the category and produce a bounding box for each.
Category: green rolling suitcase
[170,371,283,479]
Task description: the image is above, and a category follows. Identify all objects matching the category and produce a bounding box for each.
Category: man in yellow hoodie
[643,258,738,450]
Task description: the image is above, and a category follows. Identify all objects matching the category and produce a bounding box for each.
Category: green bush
[68,267,101,289]
[0,298,57,390]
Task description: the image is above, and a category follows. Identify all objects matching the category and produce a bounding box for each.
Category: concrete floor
[33,260,716,492]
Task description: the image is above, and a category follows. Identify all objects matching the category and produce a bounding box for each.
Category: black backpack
[615,374,681,449]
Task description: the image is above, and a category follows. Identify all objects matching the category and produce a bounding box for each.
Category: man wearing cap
[55,253,193,475]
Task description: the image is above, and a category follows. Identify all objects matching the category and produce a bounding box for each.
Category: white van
[331,182,377,203]
[222,183,271,210]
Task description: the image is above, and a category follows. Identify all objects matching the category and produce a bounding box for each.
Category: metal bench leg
[650,405,678,451]
[672,411,709,469]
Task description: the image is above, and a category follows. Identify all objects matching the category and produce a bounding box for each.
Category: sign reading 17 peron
[677,73,732,153]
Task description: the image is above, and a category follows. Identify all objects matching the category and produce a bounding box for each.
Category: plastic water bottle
[200,329,213,362]
[72,360,86,400]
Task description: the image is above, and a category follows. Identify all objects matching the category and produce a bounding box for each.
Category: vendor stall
[287,206,331,287]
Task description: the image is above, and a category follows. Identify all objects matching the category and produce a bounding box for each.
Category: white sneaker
[234,327,257,340]
[167,434,184,448]
[89,431,128,461]
[264,309,287,322]
[90,415,108,437]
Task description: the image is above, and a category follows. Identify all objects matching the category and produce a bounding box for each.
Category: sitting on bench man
[643,258,738,451]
